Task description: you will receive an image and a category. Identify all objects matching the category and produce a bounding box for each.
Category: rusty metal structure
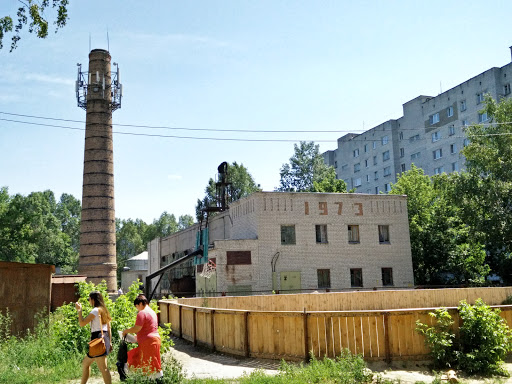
[76,49,122,292]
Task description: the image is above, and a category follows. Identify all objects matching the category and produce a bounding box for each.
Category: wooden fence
[158,288,512,362]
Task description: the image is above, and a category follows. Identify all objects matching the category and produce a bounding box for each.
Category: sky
[1,1,512,223]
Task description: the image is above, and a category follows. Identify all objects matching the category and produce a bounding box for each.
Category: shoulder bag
[88,313,106,357]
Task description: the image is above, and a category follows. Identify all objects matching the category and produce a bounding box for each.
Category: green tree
[178,214,194,230]
[195,162,261,221]
[277,141,331,192]
[312,166,347,193]
[390,166,489,285]
[116,218,148,278]
[0,0,69,51]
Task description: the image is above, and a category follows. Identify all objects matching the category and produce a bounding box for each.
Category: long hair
[89,291,111,324]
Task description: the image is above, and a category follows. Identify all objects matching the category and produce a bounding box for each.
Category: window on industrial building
[382,135,389,145]
[430,113,440,125]
[348,225,360,243]
[460,100,467,111]
[281,225,296,245]
[227,251,251,265]
[350,268,363,287]
[382,150,390,161]
[462,120,468,127]
[353,149,359,158]
[477,92,485,104]
[315,225,328,244]
[366,174,370,183]
[400,148,404,158]
[409,134,420,142]
[353,178,362,187]
[383,166,391,177]
[373,141,377,149]
[433,149,442,160]
[449,125,455,136]
[446,106,453,117]
[463,138,470,147]
[317,269,331,289]
[382,268,394,286]
[452,162,459,172]
[373,156,377,165]
[354,163,361,172]
[399,132,404,140]
[411,152,421,160]
[478,112,488,123]
[505,83,511,95]
[375,186,379,194]
[374,171,378,180]
[365,159,369,168]
[334,161,337,168]
[450,143,457,154]
[384,183,391,192]
[342,164,348,171]
[432,131,441,142]
[364,144,368,152]
[434,166,444,175]
[378,225,390,243]
[400,163,406,172]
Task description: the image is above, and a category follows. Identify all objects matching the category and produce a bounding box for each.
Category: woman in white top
[75,291,112,384]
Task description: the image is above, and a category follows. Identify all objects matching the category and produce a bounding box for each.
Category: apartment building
[323,56,512,193]
[147,191,414,297]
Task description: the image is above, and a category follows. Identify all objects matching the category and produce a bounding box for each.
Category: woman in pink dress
[122,294,162,380]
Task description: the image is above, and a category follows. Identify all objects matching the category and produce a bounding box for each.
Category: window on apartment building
[460,100,467,111]
[505,83,511,95]
[317,269,331,289]
[434,166,444,175]
[348,225,360,243]
[384,183,391,192]
[452,162,459,172]
[383,166,391,177]
[353,149,360,158]
[382,150,390,161]
[382,268,394,286]
[378,225,390,243]
[399,132,404,141]
[353,178,362,187]
[478,112,488,123]
[373,141,377,149]
[432,131,441,142]
[373,156,377,165]
[365,159,369,168]
[449,125,455,136]
[364,144,369,152]
[400,163,406,173]
[382,135,389,145]
[430,113,440,125]
[447,106,454,117]
[400,148,405,158]
[450,143,457,154]
[477,92,486,104]
[354,163,361,172]
[315,225,328,243]
[366,174,370,183]
[374,170,378,180]
[281,225,296,245]
[433,149,443,160]
[350,268,363,288]
[411,152,421,160]
[463,138,470,147]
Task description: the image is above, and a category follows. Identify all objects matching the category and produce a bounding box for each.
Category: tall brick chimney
[76,49,121,293]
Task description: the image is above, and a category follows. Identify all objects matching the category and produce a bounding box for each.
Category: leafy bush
[415,308,456,368]
[416,299,512,375]
[457,299,512,374]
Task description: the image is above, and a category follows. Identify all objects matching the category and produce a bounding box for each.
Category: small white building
[121,251,148,292]
[148,192,414,297]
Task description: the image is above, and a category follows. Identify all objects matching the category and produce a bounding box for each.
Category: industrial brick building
[323,52,512,193]
[147,192,414,297]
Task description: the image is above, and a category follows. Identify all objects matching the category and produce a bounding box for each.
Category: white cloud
[167,174,182,181]
[24,73,75,86]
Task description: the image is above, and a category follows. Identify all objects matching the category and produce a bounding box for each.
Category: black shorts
[88,330,111,358]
